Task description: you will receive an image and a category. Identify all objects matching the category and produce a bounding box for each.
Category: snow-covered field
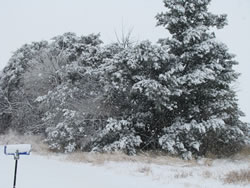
[0,145,249,188]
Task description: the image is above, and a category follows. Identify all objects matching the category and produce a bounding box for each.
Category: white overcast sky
[0,0,249,122]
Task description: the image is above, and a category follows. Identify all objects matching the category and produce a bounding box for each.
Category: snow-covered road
[0,146,249,188]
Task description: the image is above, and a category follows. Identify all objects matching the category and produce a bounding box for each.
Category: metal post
[13,150,19,188]
[4,145,31,188]
[13,159,18,188]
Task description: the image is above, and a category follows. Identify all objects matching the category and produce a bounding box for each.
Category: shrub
[159,118,248,159]
[91,118,142,155]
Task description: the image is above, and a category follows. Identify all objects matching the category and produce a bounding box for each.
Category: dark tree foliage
[0,1,249,158]
[156,0,249,158]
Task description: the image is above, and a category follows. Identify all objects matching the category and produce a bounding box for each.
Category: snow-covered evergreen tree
[156,0,249,158]
[0,1,248,157]
[92,41,184,154]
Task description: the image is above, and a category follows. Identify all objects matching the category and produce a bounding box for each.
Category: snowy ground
[0,146,249,188]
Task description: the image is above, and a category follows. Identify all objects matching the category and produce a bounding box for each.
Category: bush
[159,118,248,159]
[45,122,83,153]
[91,118,142,155]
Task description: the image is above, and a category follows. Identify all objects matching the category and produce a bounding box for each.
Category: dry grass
[201,158,214,167]
[204,151,219,160]
[238,146,250,156]
[202,170,212,179]
[223,169,250,185]
[65,152,137,165]
[136,166,152,175]
[1,131,248,167]
[65,151,198,166]
[231,146,250,161]
[0,131,197,166]
[0,130,49,154]
[174,171,193,179]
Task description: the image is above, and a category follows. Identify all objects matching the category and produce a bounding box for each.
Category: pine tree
[93,40,184,154]
[156,0,249,158]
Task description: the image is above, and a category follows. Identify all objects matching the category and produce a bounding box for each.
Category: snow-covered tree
[0,2,248,157]
[0,41,48,133]
[32,33,106,151]
[92,40,184,154]
[0,33,107,151]
[156,0,249,158]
